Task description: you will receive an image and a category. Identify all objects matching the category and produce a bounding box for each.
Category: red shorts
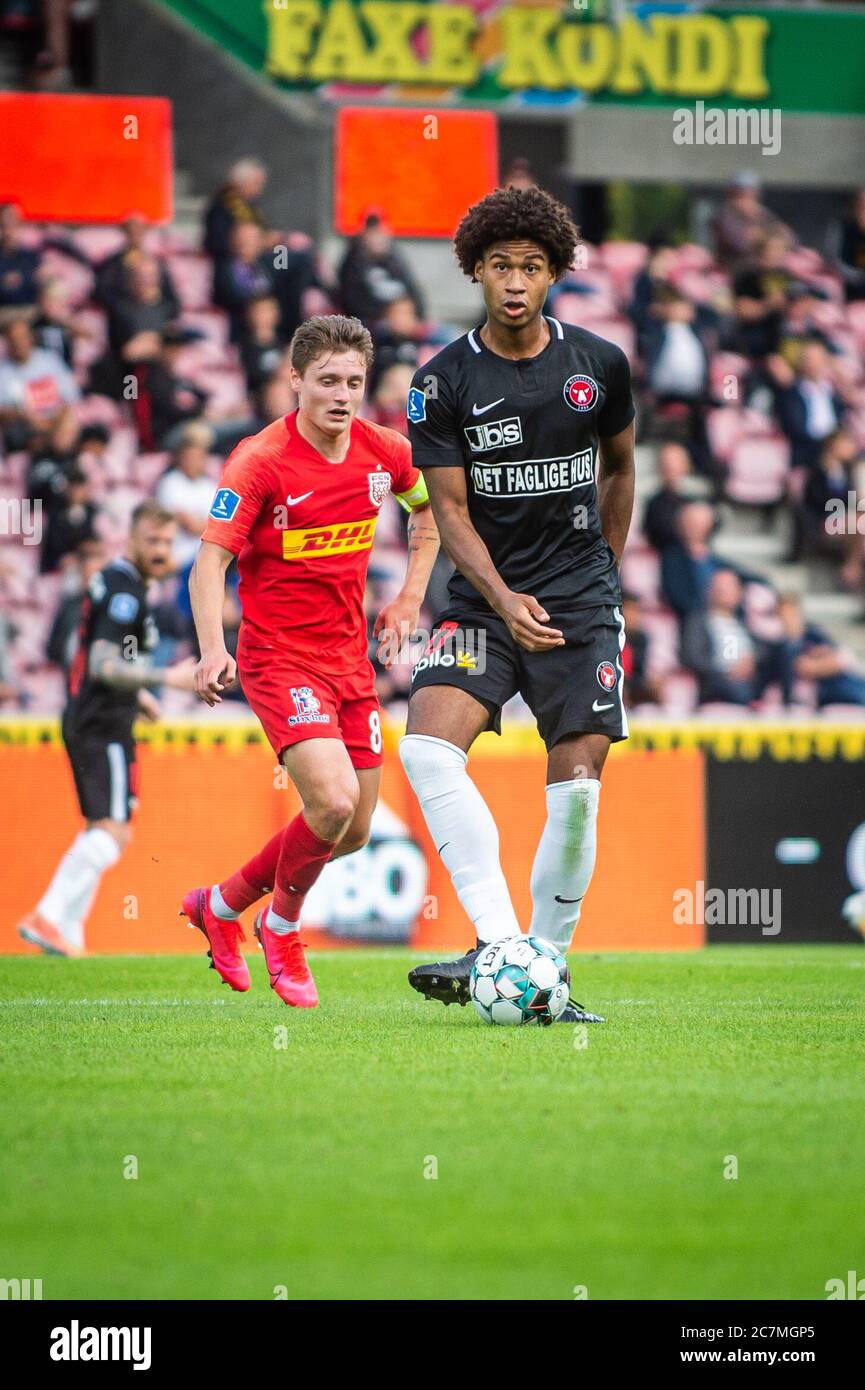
[238,640,383,769]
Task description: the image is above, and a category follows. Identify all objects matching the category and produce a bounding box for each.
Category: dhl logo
[282,518,376,559]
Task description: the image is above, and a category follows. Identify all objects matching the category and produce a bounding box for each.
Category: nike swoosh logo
[555,895,583,905]
[286,492,313,506]
[593,699,614,711]
[472,397,505,416]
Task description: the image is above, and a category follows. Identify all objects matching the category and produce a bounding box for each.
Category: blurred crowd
[1,155,865,718]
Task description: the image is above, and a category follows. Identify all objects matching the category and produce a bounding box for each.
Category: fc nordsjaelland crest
[564,374,599,413]
[368,471,392,507]
[596,661,617,690]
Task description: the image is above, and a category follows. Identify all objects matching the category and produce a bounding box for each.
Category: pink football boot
[180,887,250,992]
[254,907,319,1008]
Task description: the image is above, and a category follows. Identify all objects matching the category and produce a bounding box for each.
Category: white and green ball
[470,935,570,1026]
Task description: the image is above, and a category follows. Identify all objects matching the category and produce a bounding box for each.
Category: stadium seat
[599,241,648,299]
[581,316,635,358]
[40,247,94,307]
[709,352,751,401]
[707,406,745,463]
[72,227,125,262]
[620,545,660,605]
[132,453,171,492]
[670,243,715,273]
[660,670,698,713]
[725,435,790,506]
[844,299,865,346]
[168,254,214,312]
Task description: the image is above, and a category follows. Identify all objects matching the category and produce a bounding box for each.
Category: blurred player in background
[400,187,636,1023]
[17,502,196,956]
[184,315,438,1007]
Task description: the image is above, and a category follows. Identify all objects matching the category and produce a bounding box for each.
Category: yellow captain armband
[395,475,429,512]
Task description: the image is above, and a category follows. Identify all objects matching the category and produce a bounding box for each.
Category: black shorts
[63,728,139,822]
[409,602,629,749]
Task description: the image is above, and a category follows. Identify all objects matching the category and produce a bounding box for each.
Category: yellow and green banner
[158,2,865,114]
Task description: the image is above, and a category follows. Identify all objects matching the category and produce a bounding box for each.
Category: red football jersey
[201,410,424,675]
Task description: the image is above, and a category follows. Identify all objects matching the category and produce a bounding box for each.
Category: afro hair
[453,186,580,283]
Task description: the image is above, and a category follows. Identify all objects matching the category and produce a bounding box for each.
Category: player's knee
[400,733,466,795]
[307,786,359,840]
[91,819,131,853]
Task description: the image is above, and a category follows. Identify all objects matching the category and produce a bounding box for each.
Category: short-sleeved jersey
[407,315,635,611]
[65,558,157,740]
[200,410,424,674]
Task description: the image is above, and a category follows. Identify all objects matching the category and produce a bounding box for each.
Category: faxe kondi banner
[160,1,865,116]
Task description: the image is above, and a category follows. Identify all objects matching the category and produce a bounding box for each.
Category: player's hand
[192,649,236,705]
[497,591,565,653]
[373,595,421,671]
[136,689,162,723]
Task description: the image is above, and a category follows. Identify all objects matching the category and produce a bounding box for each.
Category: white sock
[399,734,522,945]
[210,884,239,920]
[37,828,121,942]
[528,779,600,954]
[265,905,300,936]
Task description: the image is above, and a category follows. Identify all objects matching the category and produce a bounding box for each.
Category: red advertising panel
[0,94,173,224]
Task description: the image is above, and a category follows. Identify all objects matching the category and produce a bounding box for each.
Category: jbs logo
[464,416,523,453]
[282,518,376,559]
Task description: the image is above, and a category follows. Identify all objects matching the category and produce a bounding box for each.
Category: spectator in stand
[643,442,693,553]
[213,222,276,343]
[370,295,426,391]
[94,216,179,318]
[620,591,660,708]
[258,373,297,424]
[0,202,42,308]
[628,237,676,356]
[238,293,286,411]
[776,338,848,472]
[33,275,92,367]
[727,232,793,362]
[39,464,99,575]
[777,593,865,708]
[204,158,269,264]
[644,289,718,480]
[767,281,836,390]
[714,172,790,270]
[500,157,537,191]
[122,328,208,452]
[793,428,858,562]
[155,422,217,572]
[106,254,179,355]
[26,411,89,519]
[682,568,789,706]
[368,362,415,436]
[271,231,322,342]
[0,604,19,708]
[832,188,865,303]
[0,315,79,453]
[46,536,108,671]
[660,500,725,620]
[338,213,425,325]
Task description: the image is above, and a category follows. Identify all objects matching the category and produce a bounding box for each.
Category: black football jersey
[407,315,634,611]
[64,558,157,739]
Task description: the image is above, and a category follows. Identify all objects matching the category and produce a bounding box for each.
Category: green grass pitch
[1,946,863,1301]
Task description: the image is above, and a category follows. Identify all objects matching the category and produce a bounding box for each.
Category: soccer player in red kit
[182,315,438,1006]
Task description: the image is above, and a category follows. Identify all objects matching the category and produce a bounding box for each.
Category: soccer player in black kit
[17,501,194,956]
[399,187,635,1023]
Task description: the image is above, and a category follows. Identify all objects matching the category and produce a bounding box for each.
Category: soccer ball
[469,935,570,1026]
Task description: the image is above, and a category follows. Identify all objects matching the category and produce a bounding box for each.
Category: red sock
[272,813,336,923]
[218,829,285,914]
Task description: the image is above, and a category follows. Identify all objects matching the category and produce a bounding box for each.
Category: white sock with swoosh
[528,778,600,953]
